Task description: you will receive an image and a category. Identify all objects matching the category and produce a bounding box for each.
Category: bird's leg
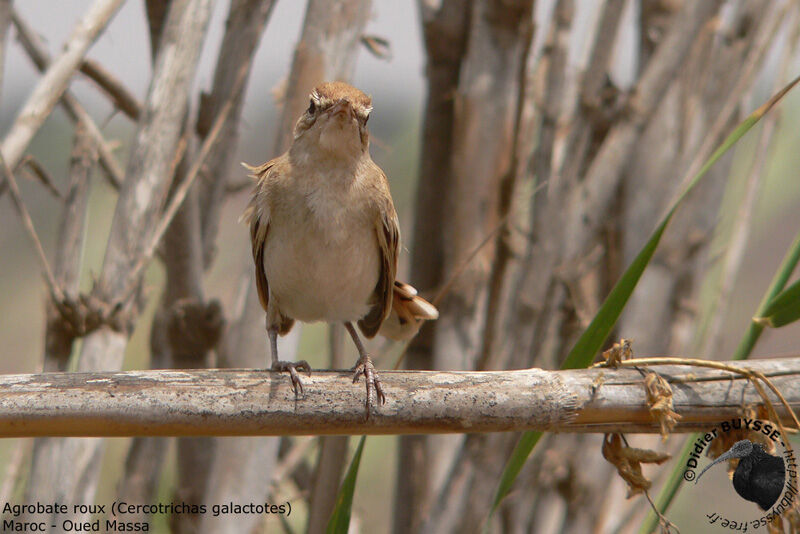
[344,322,385,418]
[268,325,311,398]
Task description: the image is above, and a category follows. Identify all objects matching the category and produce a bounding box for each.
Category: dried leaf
[602,434,670,497]
[644,372,681,440]
[601,338,633,367]
[360,34,392,60]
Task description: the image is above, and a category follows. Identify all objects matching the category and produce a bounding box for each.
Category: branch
[118,63,248,306]
[0,154,63,303]
[79,58,142,120]
[2,357,798,437]
[44,123,97,371]
[196,0,277,266]
[0,0,124,168]
[11,9,125,188]
[560,0,721,261]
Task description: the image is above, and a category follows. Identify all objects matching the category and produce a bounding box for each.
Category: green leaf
[491,72,800,530]
[754,278,800,328]
[326,436,366,534]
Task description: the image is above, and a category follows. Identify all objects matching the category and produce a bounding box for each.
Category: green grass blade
[730,227,800,360]
[326,436,366,534]
[492,73,800,529]
[754,277,800,328]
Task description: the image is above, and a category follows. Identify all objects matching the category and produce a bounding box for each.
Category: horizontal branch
[0,357,797,437]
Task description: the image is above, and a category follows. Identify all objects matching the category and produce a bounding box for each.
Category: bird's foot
[351,354,385,419]
[271,360,311,398]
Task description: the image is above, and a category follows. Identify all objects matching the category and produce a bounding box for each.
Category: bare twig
[119,64,249,306]
[0,155,63,303]
[269,437,316,491]
[44,123,97,371]
[196,0,278,265]
[12,9,125,188]
[0,0,124,168]
[79,58,142,120]
[20,156,62,198]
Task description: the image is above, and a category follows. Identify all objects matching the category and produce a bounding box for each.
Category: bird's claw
[272,360,311,398]
[352,355,385,419]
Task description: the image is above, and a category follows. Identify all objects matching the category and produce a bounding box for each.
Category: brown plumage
[242,81,438,416]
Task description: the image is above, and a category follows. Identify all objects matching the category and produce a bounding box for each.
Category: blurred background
[1,1,800,533]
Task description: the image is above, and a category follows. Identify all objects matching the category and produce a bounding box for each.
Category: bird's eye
[308,99,316,114]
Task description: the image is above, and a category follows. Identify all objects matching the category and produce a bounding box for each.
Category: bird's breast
[263,185,380,323]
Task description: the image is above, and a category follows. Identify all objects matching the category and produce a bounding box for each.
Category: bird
[241,81,439,417]
[695,439,785,510]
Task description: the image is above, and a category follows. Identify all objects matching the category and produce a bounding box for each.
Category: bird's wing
[251,217,270,313]
[241,160,275,314]
[358,171,399,338]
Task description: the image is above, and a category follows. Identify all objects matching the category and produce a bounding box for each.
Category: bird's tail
[380,281,439,341]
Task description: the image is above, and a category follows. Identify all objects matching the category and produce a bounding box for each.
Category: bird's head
[695,439,754,484]
[292,81,372,161]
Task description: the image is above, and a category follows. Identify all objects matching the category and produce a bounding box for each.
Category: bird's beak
[694,440,752,484]
[329,100,354,119]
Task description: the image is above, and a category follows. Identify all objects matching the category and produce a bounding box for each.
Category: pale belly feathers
[263,186,381,323]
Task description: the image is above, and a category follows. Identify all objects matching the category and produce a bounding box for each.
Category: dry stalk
[19,156,61,198]
[1,0,124,167]
[78,58,142,120]
[0,155,63,302]
[595,358,800,433]
[11,9,125,188]
[119,64,250,306]
[269,437,316,493]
